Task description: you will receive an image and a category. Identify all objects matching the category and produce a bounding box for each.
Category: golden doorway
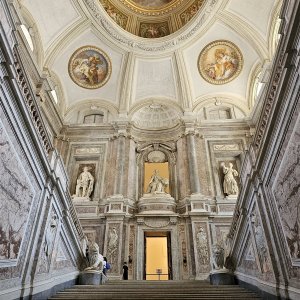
[144,232,172,280]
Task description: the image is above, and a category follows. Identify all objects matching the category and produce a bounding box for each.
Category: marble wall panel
[0,120,34,263]
[176,138,190,199]
[273,117,300,266]
[103,140,118,198]
[196,139,211,196]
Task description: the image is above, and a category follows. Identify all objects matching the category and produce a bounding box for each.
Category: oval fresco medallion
[198,40,243,85]
[68,46,111,89]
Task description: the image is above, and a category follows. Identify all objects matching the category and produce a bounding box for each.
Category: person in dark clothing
[103,256,107,275]
[122,262,128,280]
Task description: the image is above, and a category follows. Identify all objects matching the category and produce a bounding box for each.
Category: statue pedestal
[138,193,176,215]
[79,270,104,285]
[72,196,91,202]
[210,269,234,285]
[216,198,237,215]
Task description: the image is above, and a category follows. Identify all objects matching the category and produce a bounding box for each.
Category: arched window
[84,113,104,124]
[20,24,34,51]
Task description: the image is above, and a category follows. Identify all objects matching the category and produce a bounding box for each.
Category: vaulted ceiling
[18,0,281,128]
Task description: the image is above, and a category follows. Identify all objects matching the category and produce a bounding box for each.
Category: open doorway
[144,231,172,280]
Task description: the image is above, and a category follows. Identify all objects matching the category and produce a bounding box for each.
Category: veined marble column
[186,132,201,194]
[114,133,126,195]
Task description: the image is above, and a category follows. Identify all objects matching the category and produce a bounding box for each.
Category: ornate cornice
[85,0,220,53]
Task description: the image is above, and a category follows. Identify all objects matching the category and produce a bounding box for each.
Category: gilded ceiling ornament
[68,46,111,89]
[198,40,243,85]
[139,22,170,38]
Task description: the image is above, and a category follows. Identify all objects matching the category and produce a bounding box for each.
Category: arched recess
[64,100,118,125]
[47,70,67,115]
[193,95,250,121]
[246,62,264,109]
[267,0,283,58]
[17,4,44,68]
[136,142,177,200]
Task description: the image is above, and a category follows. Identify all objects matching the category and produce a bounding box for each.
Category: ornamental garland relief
[68,46,112,89]
[198,40,243,85]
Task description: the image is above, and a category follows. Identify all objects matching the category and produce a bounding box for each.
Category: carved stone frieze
[144,217,170,228]
[13,50,52,154]
[213,144,240,151]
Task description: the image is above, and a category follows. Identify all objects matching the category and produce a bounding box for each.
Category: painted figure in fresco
[206,48,238,81]
[221,162,239,196]
[75,166,94,198]
[146,169,169,194]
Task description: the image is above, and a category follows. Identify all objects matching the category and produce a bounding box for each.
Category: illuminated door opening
[144,232,172,280]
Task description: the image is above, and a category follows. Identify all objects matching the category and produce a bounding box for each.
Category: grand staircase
[49,280,261,299]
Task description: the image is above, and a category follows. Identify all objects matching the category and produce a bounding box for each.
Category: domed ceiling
[100,0,205,38]
[18,0,281,130]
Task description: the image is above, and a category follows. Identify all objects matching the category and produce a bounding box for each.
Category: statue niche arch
[137,142,177,200]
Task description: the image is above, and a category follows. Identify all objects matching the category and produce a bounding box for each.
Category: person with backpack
[103,257,110,275]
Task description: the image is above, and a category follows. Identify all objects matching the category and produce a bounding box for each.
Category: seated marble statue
[146,169,169,194]
[74,166,94,199]
[84,242,104,272]
[221,162,239,196]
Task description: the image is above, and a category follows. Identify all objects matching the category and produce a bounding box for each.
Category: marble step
[49,282,261,300]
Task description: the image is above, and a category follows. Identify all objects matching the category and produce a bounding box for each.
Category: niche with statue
[137,144,176,214]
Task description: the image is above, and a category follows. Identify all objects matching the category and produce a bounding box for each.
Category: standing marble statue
[146,169,169,194]
[221,162,239,195]
[75,166,94,198]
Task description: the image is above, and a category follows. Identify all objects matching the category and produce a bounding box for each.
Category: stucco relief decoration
[100,0,128,29]
[107,225,119,271]
[180,0,205,25]
[68,46,111,89]
[196,226,209,265]
[198,40,243,85]
[139,22,170,38]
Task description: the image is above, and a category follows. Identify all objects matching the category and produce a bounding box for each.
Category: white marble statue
[75,166,94,198]
[44,213,58,256]
[221,162,239,195]
[84,242,104,271]
[146,169,169,194]
[212,244,225,270]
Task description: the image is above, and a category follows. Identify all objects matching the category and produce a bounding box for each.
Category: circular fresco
[68,46,111,89]
[198,40,243,85]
